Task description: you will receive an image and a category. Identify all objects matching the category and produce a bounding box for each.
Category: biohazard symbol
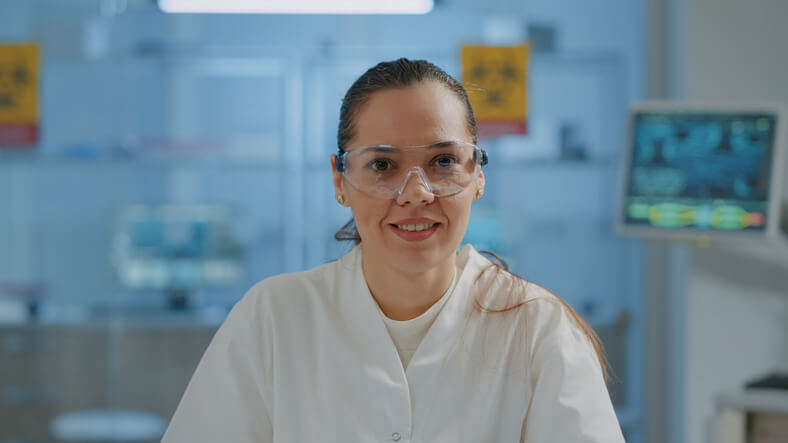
[0,58,32,110]
[0,43,38,123]
[461,44,529,121]
[466,59,520,106]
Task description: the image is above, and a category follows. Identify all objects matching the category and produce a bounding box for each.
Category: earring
[475,188,484,201]
[336,194,346,205]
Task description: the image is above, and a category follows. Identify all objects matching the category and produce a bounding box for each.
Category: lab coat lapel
[406,244,480,375]
[404,245,486,426]
[339,244,488,438]
[345,245,408,378]
[343,246,414,435]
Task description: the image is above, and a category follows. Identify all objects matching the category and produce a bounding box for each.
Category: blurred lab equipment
[0,283,47,323]
[111,205,244,310]
[51,408,167,442]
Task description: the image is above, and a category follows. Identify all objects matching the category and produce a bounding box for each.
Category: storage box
[749,412,788,443]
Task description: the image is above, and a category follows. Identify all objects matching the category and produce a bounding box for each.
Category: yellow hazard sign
[0,43,39,146]
[461,44,530,138]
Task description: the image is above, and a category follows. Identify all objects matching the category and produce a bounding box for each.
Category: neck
[361,248,456,321]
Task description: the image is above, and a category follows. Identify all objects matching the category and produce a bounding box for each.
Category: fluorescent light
[158,0,434,14]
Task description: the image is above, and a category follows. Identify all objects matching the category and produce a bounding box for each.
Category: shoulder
[247,261,336,300]
[235,246,359,319]
[462,245,586,345]
[521,283,583,343]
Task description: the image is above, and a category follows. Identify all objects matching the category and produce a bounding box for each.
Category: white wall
[684,1,788,442]
[687,0,788,199]
[643,2,689,443]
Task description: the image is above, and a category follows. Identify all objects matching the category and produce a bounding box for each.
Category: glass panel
[0,3,645,442]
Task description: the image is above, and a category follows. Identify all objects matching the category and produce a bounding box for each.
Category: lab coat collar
[339,243,491,434]
[340,243,489,376]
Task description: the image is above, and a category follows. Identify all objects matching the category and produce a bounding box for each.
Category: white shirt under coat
[162,244,625,443]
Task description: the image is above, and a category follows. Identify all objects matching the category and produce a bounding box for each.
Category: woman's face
[332,81,484,274]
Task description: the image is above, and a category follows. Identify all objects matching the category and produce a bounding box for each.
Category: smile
[395,223,436,232]
[389,221,440,242]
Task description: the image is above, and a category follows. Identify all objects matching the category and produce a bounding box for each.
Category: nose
[395,167,435,206]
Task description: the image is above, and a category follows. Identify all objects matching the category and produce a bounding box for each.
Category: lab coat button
[391,432,401,441]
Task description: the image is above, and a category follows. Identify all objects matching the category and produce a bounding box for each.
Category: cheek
[441,194,475,230]
[347,190,390,236]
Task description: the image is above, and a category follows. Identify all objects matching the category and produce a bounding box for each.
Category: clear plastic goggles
[336,140,488,199]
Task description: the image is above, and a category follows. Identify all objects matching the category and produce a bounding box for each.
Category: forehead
[349,81,472,149]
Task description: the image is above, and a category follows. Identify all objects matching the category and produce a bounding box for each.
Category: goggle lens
[337,141,487,199]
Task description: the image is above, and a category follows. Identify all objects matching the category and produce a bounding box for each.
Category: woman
[162,58,625,442]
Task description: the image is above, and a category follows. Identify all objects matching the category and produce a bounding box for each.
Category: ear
[331,154,349,206]
[477,170,485,194]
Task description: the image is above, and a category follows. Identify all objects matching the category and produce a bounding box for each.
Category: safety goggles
[336,140,488,199]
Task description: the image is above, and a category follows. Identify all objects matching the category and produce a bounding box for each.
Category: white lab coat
[162,244,625,443]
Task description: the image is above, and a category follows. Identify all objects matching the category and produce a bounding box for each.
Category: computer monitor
[111,205,244,309]
[616,102,786,240]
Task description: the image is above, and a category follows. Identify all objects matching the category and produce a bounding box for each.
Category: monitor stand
[166,287,190,311]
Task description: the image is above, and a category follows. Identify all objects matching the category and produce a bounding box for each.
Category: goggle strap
[474,149,489,166]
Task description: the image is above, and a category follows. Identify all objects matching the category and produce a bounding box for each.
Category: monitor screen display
[620,105,783,237]
[112,205,244,290]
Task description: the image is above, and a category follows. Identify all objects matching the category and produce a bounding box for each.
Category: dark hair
[334,58,477,243]
[332,58,611,383]
[337,58,477,152]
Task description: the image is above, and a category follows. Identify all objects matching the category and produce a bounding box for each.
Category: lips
[389,217,441,242]
[390,217,440,229]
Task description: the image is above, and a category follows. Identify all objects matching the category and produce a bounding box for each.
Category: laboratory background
[1,0,787,442]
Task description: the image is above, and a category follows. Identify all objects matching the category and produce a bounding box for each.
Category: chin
[388,242,455,274]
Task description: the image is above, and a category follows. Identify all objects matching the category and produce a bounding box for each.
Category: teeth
[396,223,436,232]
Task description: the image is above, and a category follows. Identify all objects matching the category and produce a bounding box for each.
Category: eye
[433,154,459,168]
[367,158,394,172]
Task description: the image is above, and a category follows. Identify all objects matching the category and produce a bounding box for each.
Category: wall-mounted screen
[617,103,785,239]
